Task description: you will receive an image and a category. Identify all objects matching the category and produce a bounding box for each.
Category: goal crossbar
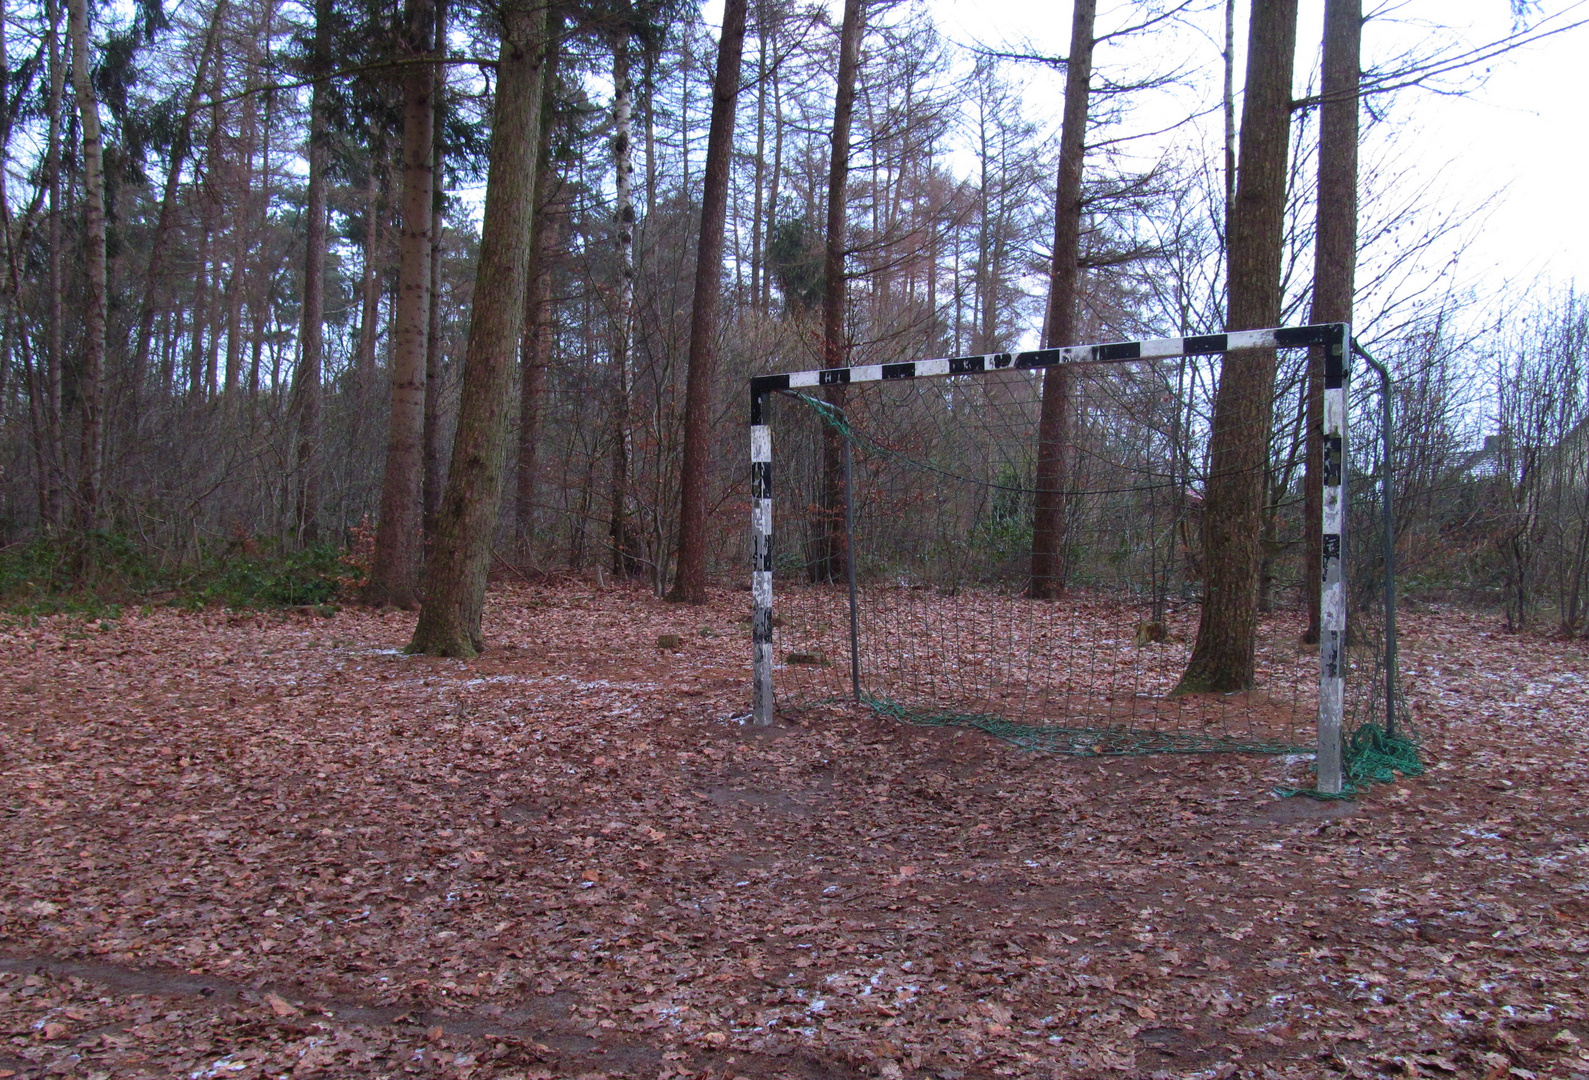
[748,322,1352,791]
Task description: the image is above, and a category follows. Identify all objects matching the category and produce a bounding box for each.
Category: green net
[862,694,1308,756]
[1274,723,1425,799]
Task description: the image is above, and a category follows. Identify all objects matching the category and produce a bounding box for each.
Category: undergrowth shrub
[0,533,359,616]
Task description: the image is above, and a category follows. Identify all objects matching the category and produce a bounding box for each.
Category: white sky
[693,0,1587,294]
[925,0,1589,291]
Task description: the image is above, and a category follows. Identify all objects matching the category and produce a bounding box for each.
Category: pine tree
[408,0,551,656]
[1178,0,1300,693]
[668,0,749,603]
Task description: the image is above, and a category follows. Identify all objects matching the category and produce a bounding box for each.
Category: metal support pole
[1317,324,1350,794]
[842,436,861,702]
[1353,340,1398,738]
[750,393,774,725]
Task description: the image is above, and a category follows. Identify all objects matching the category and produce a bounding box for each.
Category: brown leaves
[263,993,301,1018]
[1,590,1588,1078]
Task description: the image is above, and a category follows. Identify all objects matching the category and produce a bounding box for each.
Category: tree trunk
[248,63,276,398]
[1029,0,1095,600]
[1303,0,1360,643]
[408,0,549,657]
[291,0,331,545]
[973,94,991,352]
[366,0,437,609]
[422,0,449,549]
[190,212,210,397]
[679,31,692,196]
[69,0,106,532]
[357,166,383,397]
[1178,0,1299,693]
[607,30,636,576]
[41,0,64,527]
[205,244,222,394]
[224,29,262,395]
[643,49,657,224]
[515,32,563,568]
[513,179,560,568]
[1223,0,1236,228]
[814,0,864,585]
[748,0,768,311]
[667,0,749,604]
[162,308,180,392]
[763,49,782,312]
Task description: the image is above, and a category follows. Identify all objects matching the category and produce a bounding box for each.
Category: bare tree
[127,0,230,428]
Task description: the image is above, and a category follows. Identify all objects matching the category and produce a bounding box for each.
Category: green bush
[203,545,347,608]
[0,534,354,615]
[0,533,160,616]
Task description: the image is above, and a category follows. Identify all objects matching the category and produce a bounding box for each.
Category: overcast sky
[921,0,1589,293]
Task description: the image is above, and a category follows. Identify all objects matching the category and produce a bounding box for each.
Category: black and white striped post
[1317,327,1351,793]
[750,391,774,725]
[748,323,1353,739]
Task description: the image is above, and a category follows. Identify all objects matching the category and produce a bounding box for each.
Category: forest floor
[2,580,1588,1080]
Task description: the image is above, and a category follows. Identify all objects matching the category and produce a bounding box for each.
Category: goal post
[749,323,1355,786]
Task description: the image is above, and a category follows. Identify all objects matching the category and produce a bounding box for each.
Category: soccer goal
[748,323,1405,793]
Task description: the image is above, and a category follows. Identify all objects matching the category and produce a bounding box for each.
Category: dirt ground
[2,581,1587,1080]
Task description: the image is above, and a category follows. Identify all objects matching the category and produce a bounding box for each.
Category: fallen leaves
[0,587,1587,1079]
[262,993,301,1018]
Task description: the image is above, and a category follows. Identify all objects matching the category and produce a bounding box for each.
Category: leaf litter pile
[2,581,1588,1080]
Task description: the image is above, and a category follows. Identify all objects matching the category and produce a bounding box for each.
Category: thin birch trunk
[191,88,224,401]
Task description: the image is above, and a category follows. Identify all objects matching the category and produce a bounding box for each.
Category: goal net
[748,325,1408,784]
